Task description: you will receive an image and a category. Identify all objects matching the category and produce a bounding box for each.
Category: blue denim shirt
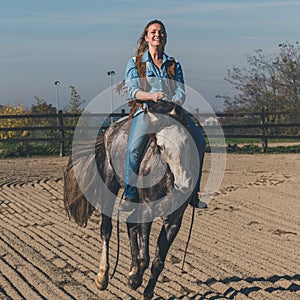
[125,50,186,105]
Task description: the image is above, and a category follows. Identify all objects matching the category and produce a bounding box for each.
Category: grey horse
[64,101,202,300]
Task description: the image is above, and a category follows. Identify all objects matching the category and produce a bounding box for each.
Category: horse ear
[170,105,177,116]
[147,111,159,123]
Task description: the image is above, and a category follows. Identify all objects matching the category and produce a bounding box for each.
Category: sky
[1,0,300,112]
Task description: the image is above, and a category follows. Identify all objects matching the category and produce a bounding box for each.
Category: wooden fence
[0,109,299,156]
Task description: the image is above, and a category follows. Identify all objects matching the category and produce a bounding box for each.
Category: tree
[66,85,85,114]
[222,42,300,114]
[31,96,56,115]
[62,85,86,141]
[275,42,300,111]
[29,97,57,139]
[0,104,30,140]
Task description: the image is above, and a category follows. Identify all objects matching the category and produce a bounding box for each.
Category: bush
[225,143,300,153]
[0,142,64,158]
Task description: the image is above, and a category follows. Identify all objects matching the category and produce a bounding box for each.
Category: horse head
[146,101,198,195]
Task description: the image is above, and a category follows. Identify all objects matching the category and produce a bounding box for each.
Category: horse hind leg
[95,214,112,290]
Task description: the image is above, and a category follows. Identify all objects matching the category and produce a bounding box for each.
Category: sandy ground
[0,153,299,300]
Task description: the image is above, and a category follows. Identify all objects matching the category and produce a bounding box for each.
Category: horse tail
[63,135,106,227]
[63,155,94,227]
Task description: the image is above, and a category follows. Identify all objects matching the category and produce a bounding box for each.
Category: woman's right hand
[134,90,165,102]
[151,91,165,102]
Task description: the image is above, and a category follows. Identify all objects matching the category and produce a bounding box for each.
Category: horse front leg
[95,214,112,290]
[144,213,184,300]
[127,221,142,290]
[138,222,152,278]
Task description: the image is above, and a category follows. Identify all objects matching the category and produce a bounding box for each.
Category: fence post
[58,110,65,157]
[261,106,268,153]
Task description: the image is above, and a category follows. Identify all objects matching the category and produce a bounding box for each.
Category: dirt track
[0,154,299,300]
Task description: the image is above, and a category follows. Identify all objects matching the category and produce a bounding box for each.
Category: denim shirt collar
[141,50,174,64]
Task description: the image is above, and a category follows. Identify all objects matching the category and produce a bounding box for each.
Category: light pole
[54,80,60,112]
[54,80,63,155]
[107,71,115,123]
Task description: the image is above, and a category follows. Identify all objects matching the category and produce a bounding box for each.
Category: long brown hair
[136,20,167,56]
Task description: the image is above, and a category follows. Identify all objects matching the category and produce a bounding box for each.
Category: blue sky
[1,0,300,112]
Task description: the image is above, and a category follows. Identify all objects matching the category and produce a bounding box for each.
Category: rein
[110,191,125,279]
[181,204,195,273]
[128,100,145,120]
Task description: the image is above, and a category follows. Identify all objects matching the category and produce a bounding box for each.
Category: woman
[124,20,206,208]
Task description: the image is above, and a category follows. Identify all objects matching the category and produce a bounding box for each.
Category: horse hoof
[143,290,154,300]
[95,273,109,290]
[128,274,142,290]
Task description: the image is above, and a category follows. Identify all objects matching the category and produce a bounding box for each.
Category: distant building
[203,117,218,126]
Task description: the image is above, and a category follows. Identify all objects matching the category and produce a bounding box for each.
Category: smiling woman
[123,20,206,209]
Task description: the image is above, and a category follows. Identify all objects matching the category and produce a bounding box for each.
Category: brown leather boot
[189,193,207,209]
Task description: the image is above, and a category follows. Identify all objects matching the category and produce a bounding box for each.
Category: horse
[64,101,202,300]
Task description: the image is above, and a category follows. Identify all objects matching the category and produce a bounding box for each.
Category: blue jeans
[124,109,206,200]
[186,115,206,196]
[124,110,150,199]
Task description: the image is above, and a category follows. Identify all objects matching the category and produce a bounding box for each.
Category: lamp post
[54,80,60,112]
[107,71,115,123]
[54,80,63,156]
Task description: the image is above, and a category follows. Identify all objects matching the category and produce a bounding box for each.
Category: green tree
[222,42,300,114]
[219,42,300,136]
[31,96,56,115]
[63,85,86,142]
[66,85,85,114]
[0,104,30,140]
[29,97,57,139]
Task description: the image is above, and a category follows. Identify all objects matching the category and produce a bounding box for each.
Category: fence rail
[1,110,299,156]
